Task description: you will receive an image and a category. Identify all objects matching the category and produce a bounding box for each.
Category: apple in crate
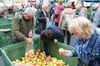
[59,48,64,55]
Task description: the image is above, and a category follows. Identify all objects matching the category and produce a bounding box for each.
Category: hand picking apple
[54,39,58,43]
[59,48,73,57]
[26,38,33,44]
[59,48,64,55]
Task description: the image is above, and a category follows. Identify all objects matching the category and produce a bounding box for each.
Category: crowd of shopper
[0,0,100,66]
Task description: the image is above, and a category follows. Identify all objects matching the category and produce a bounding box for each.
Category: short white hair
[24,7,36,16]
[76,4,82,9]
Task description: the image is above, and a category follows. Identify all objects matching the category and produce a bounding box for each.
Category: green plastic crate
[0,31,12,47]
[0,18,12,24]
[0,14,13,24]
[0,37,78,66]
[0,31,12,55]
[0,23,12,29]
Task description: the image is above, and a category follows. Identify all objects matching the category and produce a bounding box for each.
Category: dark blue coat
[47,26,64,42]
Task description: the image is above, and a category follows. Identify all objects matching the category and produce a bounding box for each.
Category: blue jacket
[72,28,100,65]
[47,26,64,42]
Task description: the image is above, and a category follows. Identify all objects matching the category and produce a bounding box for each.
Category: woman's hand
[59,48,72,57]
[54,39,58,43]
[26,38,33,44]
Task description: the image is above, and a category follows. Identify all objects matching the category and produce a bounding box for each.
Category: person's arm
[59,48,78,57]
[59,11,64,28]
[12,16,27,41]
[54,7,59,16]
[93,10,100,27]
[28,18,34,38]
[53,7,59,18]
[71,38,80,57]
[71,50,78,57]
[73,11,76,18]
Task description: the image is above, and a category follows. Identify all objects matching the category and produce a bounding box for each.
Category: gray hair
[76,4,82,9]
[66,3,72,8]
[24,7,36,16]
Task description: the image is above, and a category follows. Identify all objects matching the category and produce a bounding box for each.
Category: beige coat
[59,8,76,30]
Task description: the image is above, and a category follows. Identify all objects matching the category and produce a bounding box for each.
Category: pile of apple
[12,49,68,66]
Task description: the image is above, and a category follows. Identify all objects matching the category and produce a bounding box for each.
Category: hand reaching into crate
[26,38,33,44]
[59,48,73,57]
[54,39,58,43]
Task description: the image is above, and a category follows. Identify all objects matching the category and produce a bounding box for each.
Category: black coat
[37,10,49,22]
[47,26,64,42]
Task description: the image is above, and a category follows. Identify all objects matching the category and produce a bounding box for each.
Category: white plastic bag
[25,43,33,53]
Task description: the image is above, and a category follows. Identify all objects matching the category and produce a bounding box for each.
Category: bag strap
[87,30,99,56]
[90,35,99,54]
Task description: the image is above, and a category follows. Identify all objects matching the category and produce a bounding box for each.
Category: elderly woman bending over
[59,17,100,66]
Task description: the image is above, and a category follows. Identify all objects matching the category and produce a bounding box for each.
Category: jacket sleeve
[71,38,80,57]
[30,18,34,32]
[37,11,46,21]
[59,11,64,28]
[12,16,27,41]
[54,27,64,40]
[71,50,78,57]
[73,11,76,18]
[92,35,100,56]
[54,8,59,18]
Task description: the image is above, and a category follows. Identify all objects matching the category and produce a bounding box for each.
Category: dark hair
[51,1,53,4]
[72,2,75,6]
[40,30,53,42]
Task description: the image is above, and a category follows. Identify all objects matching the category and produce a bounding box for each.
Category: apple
[37,49,40,53]
[12,49,67,66]
[12,61,16,64]
[59,48,64,55]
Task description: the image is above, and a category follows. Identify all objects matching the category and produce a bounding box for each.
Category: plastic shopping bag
[26,43,33,52]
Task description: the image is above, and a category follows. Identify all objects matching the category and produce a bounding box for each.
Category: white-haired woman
[76,4,87,18]
[36,4,49,34]
[59,17,100,66]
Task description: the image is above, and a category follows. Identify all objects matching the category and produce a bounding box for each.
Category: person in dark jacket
[49,1,56,20]
[40,25,64,56]
[37,4,49,33]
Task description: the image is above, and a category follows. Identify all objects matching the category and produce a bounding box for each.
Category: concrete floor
[0,56,4,66]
